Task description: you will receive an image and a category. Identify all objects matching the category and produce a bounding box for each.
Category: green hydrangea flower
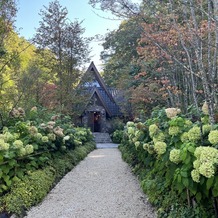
[153,132,165,143]
[0,139,5,145]
[135,141,140,148]
[13,133,20,140]
[143,143,149,150]
[0,141,9,151]
[199,163,215,178]
[135,130,144,140]
[41,136,49,143]
[149,124,159,138]
[0,134,4,140]
[2,127,8,133]
[193,160,200,169]
[147,145,155,154]
[191,169,200,183]
[29,126,38,135]
[35,133,43,140]
[193,146,218,179]
[169,126,180,136]
[4,132,14,142]
[180,132,189,143]
[154,141,167,155]
[194,146,218,162]
[194,147,202,159]
[19,147,26,156]
[126,121,134,127]
[169,149,181,164]
[185,119,192,126]
[13,140,24,149]
[188,126,201,142]
[208,130,218,145]
[127,127,135,135]
[202,124,212,135]
[132,137,137,143]
[48,133,56,141]
[25,144,34,154]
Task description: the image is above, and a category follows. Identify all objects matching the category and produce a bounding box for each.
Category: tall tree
[0,0,17,56]
[34,0,90,113]
[91,0,218,123]
[101,18,142,88]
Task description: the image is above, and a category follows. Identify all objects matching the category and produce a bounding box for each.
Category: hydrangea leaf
[206,177,214,190]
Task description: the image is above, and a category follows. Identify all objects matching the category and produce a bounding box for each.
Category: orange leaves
[134,71,147,79]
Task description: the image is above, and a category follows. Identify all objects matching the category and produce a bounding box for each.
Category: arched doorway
[82,106,106,132]
[87,111,101,132]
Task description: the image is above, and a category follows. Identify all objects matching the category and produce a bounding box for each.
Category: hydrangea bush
[121,106,218,217]
[0,107,93,196]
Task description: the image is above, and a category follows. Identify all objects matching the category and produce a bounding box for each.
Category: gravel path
[25,145,157,218]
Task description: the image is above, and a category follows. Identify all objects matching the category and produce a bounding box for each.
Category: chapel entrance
[88,111,101,132]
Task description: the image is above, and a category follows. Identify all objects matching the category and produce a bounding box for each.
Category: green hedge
[0,141,95,217]
[119,107,218,218]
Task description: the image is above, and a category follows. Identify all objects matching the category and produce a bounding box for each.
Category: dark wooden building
[77,62,122,132]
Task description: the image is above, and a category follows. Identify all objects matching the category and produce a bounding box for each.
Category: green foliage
[2,167,55,217]
[111,130,124,143]
[108,118,125,134]
[0,141,95,216]
[0,106,94,197]
[119,107,218,217]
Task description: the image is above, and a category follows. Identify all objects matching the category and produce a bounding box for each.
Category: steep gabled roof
[79,62,122,117]
[84,62,115,103]
[88,87,113,117]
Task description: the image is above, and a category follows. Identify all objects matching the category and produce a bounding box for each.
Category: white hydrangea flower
[41,136,49,143]
[169,149,181,164]
[202,101,209,115]
[154,141,167,155]
[13,140,24,149]
[25,144,34,154]
[188,126,201,142]
[165,108,181,119]
[208,130,218,145]
[149,124,159,138]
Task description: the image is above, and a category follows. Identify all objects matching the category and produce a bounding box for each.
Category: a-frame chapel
[76,62,122,133]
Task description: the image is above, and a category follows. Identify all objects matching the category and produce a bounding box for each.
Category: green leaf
[1,165,10,174]
[17,170,24,178]
[182,177,189,187]
[8,159,17,167]
[206,177,214,190]
[180,171,188,178]
[189,183,197,195]
[187,146,195,153]
[180,150,187,161]
[177,174,182,183]
[32,143,38,150]
[176,182,184,193]
[0,184,8,191]
[196,192,202,202]
[184,154,191,165]
[200,177,205,185]
[212,187,218,197]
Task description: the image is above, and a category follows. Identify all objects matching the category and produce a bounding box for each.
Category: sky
[15,0,123,70]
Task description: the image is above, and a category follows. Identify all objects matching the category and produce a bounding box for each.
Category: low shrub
[0,141,95,217]
[111,130,124,143]
[1,166,55,217]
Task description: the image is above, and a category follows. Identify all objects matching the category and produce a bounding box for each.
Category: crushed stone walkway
[25,144,157,218]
